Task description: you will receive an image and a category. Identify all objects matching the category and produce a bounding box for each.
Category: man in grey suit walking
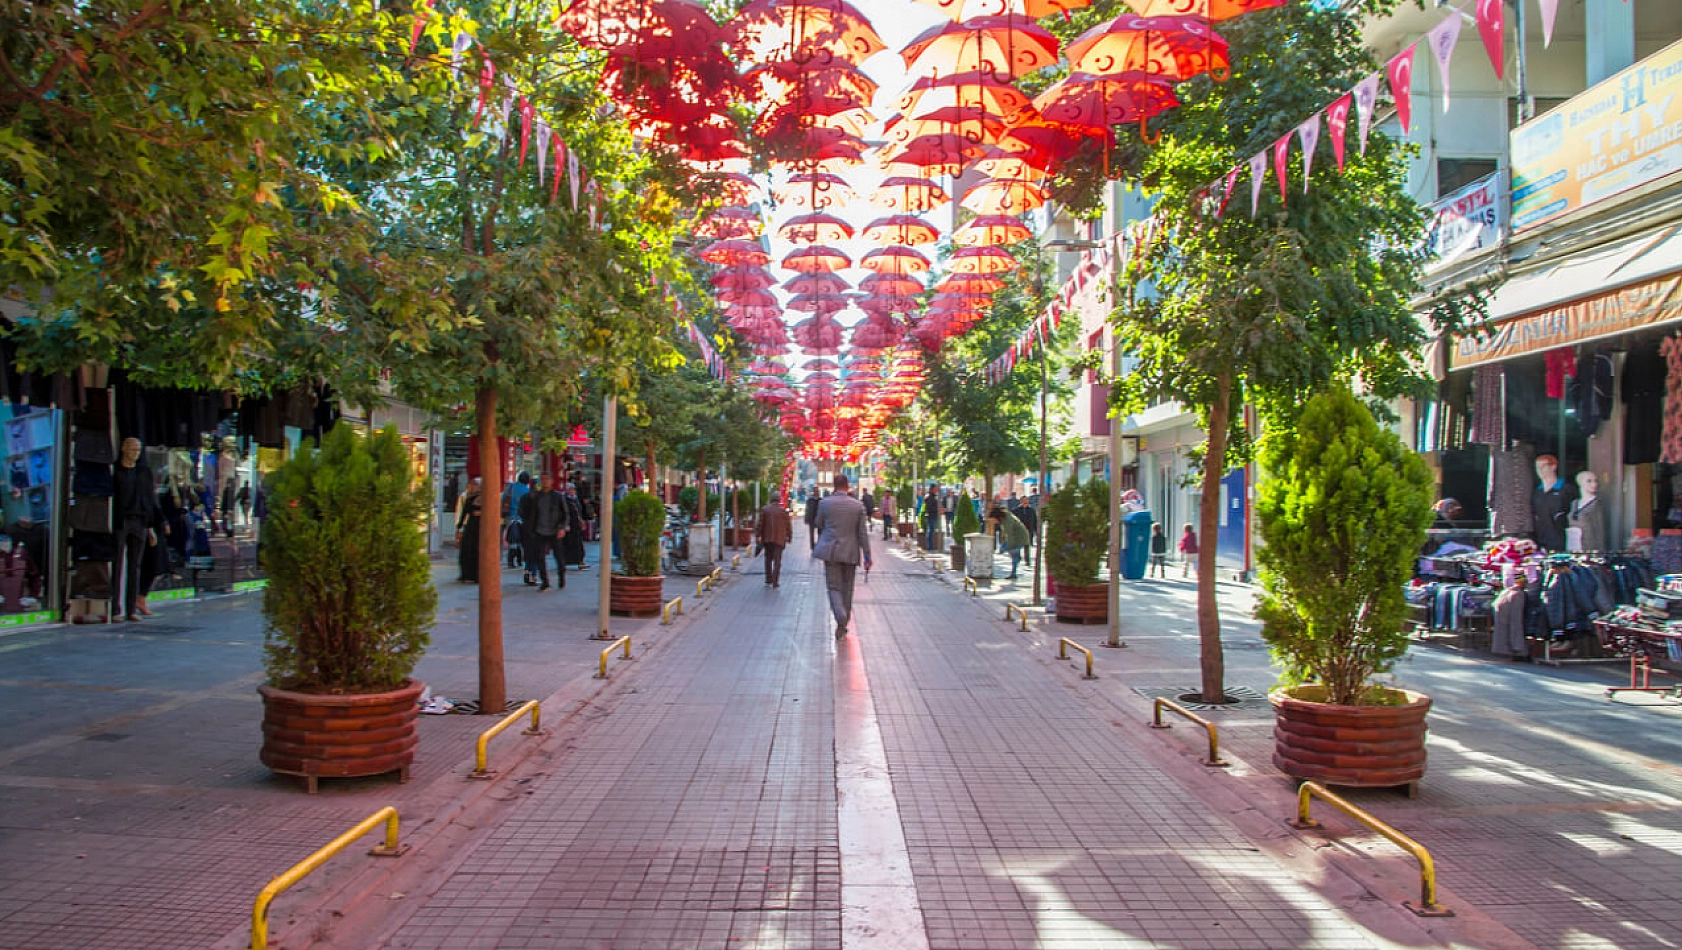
[813,474,873,638]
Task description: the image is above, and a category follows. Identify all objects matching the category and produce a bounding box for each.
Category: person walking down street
[504,472,531,575]
[942,490,956,535]
[879,489,896,540]
[756,491,794,588]
[519,474,568,591]
[113,438,161,622]
[919,484,942,552]
[860,488,876,524]
[455,477,483,584]
[1148,523,1168,578]
[814,474,872,638]
[1178,524,1199,578]
[804,491,822,548]
[990,506,1031,580]
[1008,495,1037,567]
[562,483,589,570]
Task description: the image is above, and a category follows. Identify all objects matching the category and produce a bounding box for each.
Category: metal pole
[1034,331,1048,607]
[595,394,617,641]
[1107,236,1126,649]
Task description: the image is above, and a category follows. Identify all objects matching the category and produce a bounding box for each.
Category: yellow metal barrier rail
[1057,637,1097,679]
[470,700,543,779]
[963,577,978,596]
[1291,781,1452,917]
[662,597,683,625]
[696,576,709,597]
[731,554,741,571]
[250,806,406,950]
[1004,602,1029,631]
[932,559,944,573]
[596,635,632,680]
[710,567,724,587]
[1149,697,1228,766]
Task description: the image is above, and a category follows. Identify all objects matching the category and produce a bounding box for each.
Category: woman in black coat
[456,479,483,583]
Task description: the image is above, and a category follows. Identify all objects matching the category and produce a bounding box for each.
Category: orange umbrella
[697,172,763,204]
[972,148,1050,179]
[700,238,771,266]
[733,0,886,65]
[694,206,763,240]
[934,275,1006,293]
[861,215,942,246]
[960,178,1050,214]
[872,176,951,212]
[784,273,852,295]
[861,246,933,274]
[782,246,853,273]
[884,113,1006,148]
[1035,71,1180,135]
[860,273,926,296]
[879,132,987,171]
[773,172,855,210]
[915,0,1092,19]
[901,16,1061,79]
[949,246,1019,274]
[895,71,1035,126]
[953,214,1031,246]
[777,212,855,244]
[1065,13,1230,82]
[1123,0,1285,20]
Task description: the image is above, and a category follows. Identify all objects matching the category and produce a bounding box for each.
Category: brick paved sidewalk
[0,541,747,950]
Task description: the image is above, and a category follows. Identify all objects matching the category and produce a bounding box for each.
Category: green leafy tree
[261,425,435,692]
[1108,0,1481,703]
[614,490,665,578]
[1255,388,1434,706]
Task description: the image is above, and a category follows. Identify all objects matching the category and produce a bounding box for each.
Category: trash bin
[1123,510,1154,580]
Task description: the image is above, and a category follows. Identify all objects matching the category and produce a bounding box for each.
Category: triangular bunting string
[1327,94,1352,172]
[1387,44,1417,134]
[1296,115,1321,192]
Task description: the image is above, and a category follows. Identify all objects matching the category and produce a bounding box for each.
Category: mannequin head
[119,437,141,468]
[1535,454,1560,488]
[1576,470,1599,498]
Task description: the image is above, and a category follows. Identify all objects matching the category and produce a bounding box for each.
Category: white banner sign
[1425,172,1504,272]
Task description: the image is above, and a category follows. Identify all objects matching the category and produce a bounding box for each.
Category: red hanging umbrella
[783,273,852,295]
[710,267,775,291]
[860,246,931,274]
[861,215,942,246]
[782,246,852,273]
[724,304,783,320]
[850,320,904,349]
[695,206,763,240]
[1123,0,1285,22]
[1065,14,1231,82]
[935,275,1007,293]
[878,132,987,171]
[801,358,842,371]
[872,176,950,213]
[700,238,772,266]
[1033,70,1181,139]
[884,113,1006,148]
[745,61,880,110]
[777,212,856,245]
[774,172,856,209]
[895,71,1035,126]
[972,147,1053,179]
[717,288,780,308]
[860,273,926,295]
[914,0,1092,18]
[751,343,792,356]
[953,214,1031,246]
[699,172,764,204]
[949,246,1019,274]
[561,0,727,49]
[857,294,923,315]
[929,294,995,311]
[901,16,1061,78]
[960,178,1050,214]
[787,293,854,314]
[680,122,751,163]
[803,371,840,385]
[733,0,886,64]
[748,360,790,374]
[995,118,1095,175]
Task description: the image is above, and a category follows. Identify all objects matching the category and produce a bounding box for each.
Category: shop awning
[1452,224,1682,368]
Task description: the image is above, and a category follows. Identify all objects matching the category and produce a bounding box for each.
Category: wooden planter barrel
[610,573,665,618]
[897,521,915,538]
[1054,581,1108,624]
[1271,686,1431,793]
[259,679,423,794]
[949,543,966,572]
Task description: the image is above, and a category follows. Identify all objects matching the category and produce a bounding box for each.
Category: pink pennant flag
[1388,44,1417,134]
[518,97,533,168]
[1426,14,1461,110]
[1327,94,1351,172]
[1249,151,1266,217]
[1538,0,1558,48]
[1296,114,1321,191]
[1353,74,1380,155]
[409,0,431,54]
[499,77,517,138]
[1272,136,1290,204]
[567,149,581,208]
[1477,0,1504,79]
[473,59,496,128]
[1218,166,1240,217]
[450,31,473,79]
[535,119,551,185]
[552,139,565,202]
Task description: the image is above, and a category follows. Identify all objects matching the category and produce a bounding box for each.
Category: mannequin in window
[1531,454,1572,552]
[1568,471,1608,553]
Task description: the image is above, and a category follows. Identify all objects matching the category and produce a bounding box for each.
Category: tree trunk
[1197,374,1232,705]
[476,385,506,715]
[696,451,707,522]
[730,479,740,549]
[645,439,658,499]
[984,466,994,510]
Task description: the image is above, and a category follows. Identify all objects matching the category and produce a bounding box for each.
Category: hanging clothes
[1623,341,1665,465]
[1490,443,1536,537]
[1572,351,1615,438]
[1492,586,1528,657]
[1469,364,1505,446]
[1544,348,1577,399]
[1660,336,1682,465]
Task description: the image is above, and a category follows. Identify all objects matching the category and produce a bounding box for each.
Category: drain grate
[1133,684,1269,711]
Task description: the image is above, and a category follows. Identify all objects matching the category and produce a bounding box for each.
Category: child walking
[1177,524,1198,577]
[1148,523,1168,578]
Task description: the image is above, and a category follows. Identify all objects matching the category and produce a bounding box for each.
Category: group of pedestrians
[453,472,594,589]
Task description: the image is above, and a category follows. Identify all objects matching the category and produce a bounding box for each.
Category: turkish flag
[1327,94,1352,172]
[1218,166,1241,217]
[1388,44,1417,135]
[1476,0,1504,79]
[1272,135,1291,203]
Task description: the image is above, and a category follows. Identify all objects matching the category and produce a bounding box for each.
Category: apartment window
[1436,158,1498,198]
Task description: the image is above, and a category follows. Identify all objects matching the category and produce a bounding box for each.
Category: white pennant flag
[1296,114,1321,192]
[1426,13,1462,110]
[1353,74,1380,155]
[535,119,551,185]
[1539,0,1559,48]
[1250,151,1267,217]
[450,32,474,81]
[498,76,517,141]
[567,149,581,208]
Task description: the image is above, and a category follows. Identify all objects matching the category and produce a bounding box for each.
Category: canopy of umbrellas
[559,0,1286,459]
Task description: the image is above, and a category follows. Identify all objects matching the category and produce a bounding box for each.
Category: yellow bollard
[963,577,978,596]
[1150,697,1227,766]
[1292,782,1450,917]
[1004,602,1029,632]
[251,807,406,950]
[697,577,708,597]
[596,636,632,680]
[470,700,543,778]
[1057,638,1096,679]
[662,597,683,625]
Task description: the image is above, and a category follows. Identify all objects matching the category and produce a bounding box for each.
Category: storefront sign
[1511,38,1682,231]
[1425,173,1504,272]
[1453,270,1682,367]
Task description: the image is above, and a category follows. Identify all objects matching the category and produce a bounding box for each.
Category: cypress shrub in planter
[1257,388,1436,792]
[950,490,980,569]
[895,485,916,537]
[611,489,665,617]
[1045,479,1109,624]
[258,424,436,793]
